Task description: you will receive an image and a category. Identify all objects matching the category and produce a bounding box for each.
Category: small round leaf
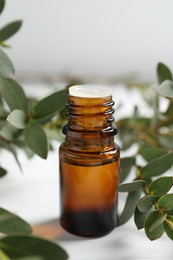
[158,194,173,211]
[149,177,173,197]
[145,211,164,240]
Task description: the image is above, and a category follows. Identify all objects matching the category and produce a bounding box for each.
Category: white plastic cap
[69,85,112,98]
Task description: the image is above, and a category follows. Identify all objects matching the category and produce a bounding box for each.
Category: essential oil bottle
[59,85,120,237]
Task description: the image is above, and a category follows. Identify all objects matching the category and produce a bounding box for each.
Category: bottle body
[59,86,120,237]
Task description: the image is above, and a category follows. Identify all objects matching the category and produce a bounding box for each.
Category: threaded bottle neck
[62,85,118,152]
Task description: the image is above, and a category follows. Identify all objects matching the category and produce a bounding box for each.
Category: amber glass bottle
[59,85,120,237]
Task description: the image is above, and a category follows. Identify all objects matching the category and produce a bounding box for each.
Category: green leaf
[7,109,26,129]
[0,208,32,235]
[118,180,145,192]
[157,80,173,98]
[0,0,5,15]
[15,256,42,260]
[164,217,173,240]
[0,123,19,141]
[149,213,167,232]
[0,21,22,42]
[23,122,48,159]
[0,48,14,77]
[31,88,68,119]
[134,207,150,230]
[163,215,173,239]
[118,189,141,226]
[0,249,10,260]
[120,157,135,183]
[137,195,156,213]
[139,146,166,162]
[148,177,173,197]
[145,210,164,240]
[158,194,173,211]
[0,236,68,260]
[0,78,27,112]
[157,62,172,84]
[0,167,7,177]
[140,152,173,178]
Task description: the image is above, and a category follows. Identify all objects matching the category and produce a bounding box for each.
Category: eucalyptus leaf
[164,219,173,240]
[0,122,19,141]
[148,177,173,197]
[0,167,7,177]
[118,180,145,192]
[157,62,172,84]
[7,109,26,129]
[120,157,135,183]
[31,88,68,119]
[118,189,141,226]
[139,146,166,162]
[137,195,156,213]
[164,215,173,231]
[149,213,167,232]
[157,80,173,98]
[140,152,173,178]
[23,122,48,159]
[0,0,5,15]
[0,20,22,41]
[0,249,10,260]
[145,210,164,240]
[0,78,27,112]
[0,236,68,260]
[158,194,173,211]
[134,207,150,230]
[0,208,32,235]
[0,49,14,77]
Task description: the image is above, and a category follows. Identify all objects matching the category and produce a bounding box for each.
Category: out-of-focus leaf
[140,152,173,177]
[31,89,68,119]
[139,146,166,162]
[0,208,32,235]
[118,189,141,226]
[158,194,173,211]
[0,122,19,141]
[7,144,22,172]
[0,78,27,112]
[0,236,68,260]
[148,177,173,197]
[118,180,145,192]
[137,195,156,213]
[0,20,22,41]
[0,0,5,15]
[23,122,48,159]
[7,109,26,129]
[44,128,64,142]
[149,213,167,232]
[163,215,173,236]
[0,249,10,260]
[120,157,135,183]
[14,256,42,260]
[134,207,150,230]
[145,210,164,240]
[0,167,7,177]
[164,217,173,240]
[157,63,172,84]
[156,80,173,98]
[158,135,173,150]
[0,49,14,77]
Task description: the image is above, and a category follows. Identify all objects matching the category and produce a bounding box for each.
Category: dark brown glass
[59,94,120,237]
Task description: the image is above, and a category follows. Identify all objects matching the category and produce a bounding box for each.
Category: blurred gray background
[1,0,173,82]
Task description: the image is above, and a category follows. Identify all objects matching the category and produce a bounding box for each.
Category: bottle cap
[69,85,112,98]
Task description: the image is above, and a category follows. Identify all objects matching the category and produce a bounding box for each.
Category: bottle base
[60,210,117,238]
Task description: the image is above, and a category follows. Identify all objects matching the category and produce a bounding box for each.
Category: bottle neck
[63,95,118,151]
